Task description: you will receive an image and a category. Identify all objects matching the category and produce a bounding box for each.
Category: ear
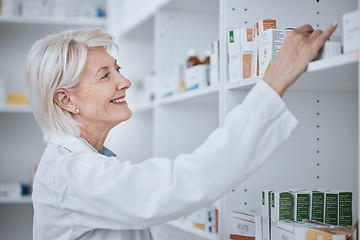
[53,88,77,114]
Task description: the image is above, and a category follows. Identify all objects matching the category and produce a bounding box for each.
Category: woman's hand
[263,22,338,97]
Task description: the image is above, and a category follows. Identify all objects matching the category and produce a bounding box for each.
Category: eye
[116,66,121,72]
[101,73,109,79]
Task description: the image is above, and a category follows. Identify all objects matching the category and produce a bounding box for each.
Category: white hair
[26,28,117,142]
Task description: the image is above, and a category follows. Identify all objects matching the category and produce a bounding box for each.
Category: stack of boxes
[230,189,355,240]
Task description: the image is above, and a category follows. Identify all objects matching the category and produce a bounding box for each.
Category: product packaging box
[276,220,308,240]
[210,41,220,86]
[292,190,310,222]
[230,211,262,240]
[315,35,342,59]
[338,191,353,226]
[240,27,253,79]
[254,19,277,77]
[310,190,325,223]
[343,10,360,53]
[307,227,347,240]
[262,190,272,240]
[260,29,284,76]
[324,190,339,225]
[271,191,293,240]
[184,64,208,91]
[228,29,241,82]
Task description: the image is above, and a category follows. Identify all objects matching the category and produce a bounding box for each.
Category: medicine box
[343,10,360,53]
[255,19,277,77]
[228,29,241,82]
[230,211,262,240]
[260,29,284,76]
[210,41,220,86]
[276,220,308,240]
[271,191,293,240]
[324,190,339,225]
[184,64,208,91]
[262,190,272,240]
[310,190,325,223]
[292,190,310,221]
[307,228,347,240]
[240,27,253,79]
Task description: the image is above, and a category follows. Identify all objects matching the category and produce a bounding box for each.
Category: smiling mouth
[110,96,126,103]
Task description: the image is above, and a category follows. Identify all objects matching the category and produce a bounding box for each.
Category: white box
[276,220,308,240]
[343,10,360,53]
[230,211,262,240]
[316,35,342,59]
[210,41,219,86]
[228,29,241,82]
[240,27,253,79]
[184,64,208,91]
[260,29,284,76]
[254,19,277,76]
[262,190,273,240]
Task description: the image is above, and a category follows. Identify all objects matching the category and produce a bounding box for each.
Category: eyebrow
[95,59,117,76]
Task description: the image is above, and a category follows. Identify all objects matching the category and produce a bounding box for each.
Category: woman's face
[71,47,132,132]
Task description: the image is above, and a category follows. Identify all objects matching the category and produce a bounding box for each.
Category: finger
[312,22,338,51]
[309,29,323,42]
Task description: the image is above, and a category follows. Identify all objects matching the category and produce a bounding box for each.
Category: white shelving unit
[114,0,360,240]
[0,105,32,113]
[0,16,106,26]
[1,0,359,239]
[0,196,32,204]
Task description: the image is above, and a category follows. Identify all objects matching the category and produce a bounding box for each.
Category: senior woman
[26,23,337,240]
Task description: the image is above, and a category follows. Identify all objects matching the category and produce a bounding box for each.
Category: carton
[343,10,360,53]
[228,29,241,82]
[240,28,253,79]
[292,190,310,221]
[271,191,293,240]
[184,64,208,91]
[260,29,284,76]
[307,228,347,240]
[262,190,273,240]
[254,19,277,76]
[324,190,339,225]
[338,192,353,226]
[230,211,262,240]
[276,220,308,240]
[310,190,325,223]
[210,41,220,86]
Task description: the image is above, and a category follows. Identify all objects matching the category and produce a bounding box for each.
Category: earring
[75,108,79,113]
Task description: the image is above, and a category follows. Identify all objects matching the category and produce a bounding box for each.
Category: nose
[116,75,131,91]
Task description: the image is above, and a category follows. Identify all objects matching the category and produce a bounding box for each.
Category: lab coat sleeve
[55,79,298,230]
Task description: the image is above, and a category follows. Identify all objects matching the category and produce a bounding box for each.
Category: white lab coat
[32,80,298,240]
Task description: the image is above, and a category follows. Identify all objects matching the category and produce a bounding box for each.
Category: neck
[80,127,110,153]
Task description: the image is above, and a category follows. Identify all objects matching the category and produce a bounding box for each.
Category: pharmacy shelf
[0,16,106,26]
[0,105,32,113]
[0,196,32,204]
[307,51,359,72]
[166,220,218,240]
[226,51,360,91]
[226,76,261,90]
[158,85,220,105]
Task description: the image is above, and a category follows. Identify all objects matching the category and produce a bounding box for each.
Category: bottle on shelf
[202,50,211,65]
[187,49,202,68]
